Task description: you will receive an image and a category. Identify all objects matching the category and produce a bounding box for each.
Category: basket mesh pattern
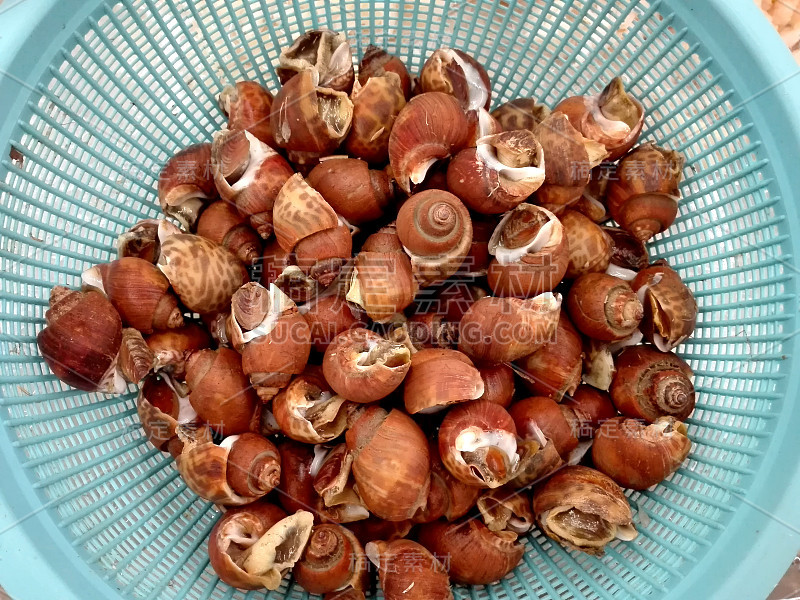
[0,0,794,598]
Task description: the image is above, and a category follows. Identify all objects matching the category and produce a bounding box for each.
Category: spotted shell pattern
[159,234,249,314]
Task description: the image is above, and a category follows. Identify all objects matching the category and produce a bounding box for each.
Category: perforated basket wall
[1,0,799,599]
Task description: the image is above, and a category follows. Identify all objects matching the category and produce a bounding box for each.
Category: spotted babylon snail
[272,173,353,288]
[270,68,354,165]
[218,80,275,146]
[157,225,249,315]
[358,44,412,99]
[490,97,551,132]
[344,73,407,164]
[419,47,492,111]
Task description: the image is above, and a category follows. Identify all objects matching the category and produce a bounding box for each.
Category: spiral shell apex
[396,189,472,286]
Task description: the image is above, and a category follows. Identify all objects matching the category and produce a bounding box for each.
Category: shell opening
[358,338,411,369]
[447,48,489,111]
[476,132,545,182]
[455,427,518,461]
[235,284,296,344]
[231,131,277,192]
[489,206,560,266]
[605,263,638,281]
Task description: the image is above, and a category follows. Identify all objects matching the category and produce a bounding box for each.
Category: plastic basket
[1,0,800,598]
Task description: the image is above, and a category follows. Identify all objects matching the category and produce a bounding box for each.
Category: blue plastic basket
[1,0,800,598]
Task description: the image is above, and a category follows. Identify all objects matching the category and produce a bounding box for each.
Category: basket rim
[1,0,800,599]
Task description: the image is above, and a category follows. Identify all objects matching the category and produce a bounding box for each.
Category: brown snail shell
[417,519,524,585]
[476,362,516,408]
[157,143,217,229]
[403,348,484,414]
[447,130,546,215]
[301,293,367,353]
[260,237,319,304]
[607,143,685,242]
[560,209,612,279]
[277,30,355,93]
[346,251,417,323]
[294,524,368,594]
[323,328,411,403]
[438,400,522,488]
[229,283,312,401]
[345,517,414,547]
[82,257,184,334]
[117,219,160,263]
[486,203,570,298]
[592,416,691,489]
[610,345,696,422]
[176,431,280,505]
[388,92,469,193]
[185,347,259,435]
[273,367,351,444]
[631,261,697,351]
[218,80,275,146]
[490,97,551,132]
[358,45,412,99]
[195,200,262,265]
[515,311,583,401]
[312,443,370,524]
[210,129,294,239]
[270,68,354,165]
[207,502,314,590]
[415,440,481,523]
[534,112,609,211]
[458,293,561,363]
[344,74,407,164]
[419,47,491,111]
[365,539,453,600]
[532,465,637,555]
[137,373,203,452]
[346,406,431,521]
[573,165,613,223]
[36,287,123,393]
[563,384,618,438]
[306,157,394,224]
[294,224,353,288]
[509,396,579,459]
[555,77,645,161]
[145,323,211,379]
[158,230,249,314]
[566,273,643,341]
[276,440,319,516]
[396,189,472,286]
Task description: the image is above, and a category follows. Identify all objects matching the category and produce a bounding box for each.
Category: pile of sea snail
[36,31,698,599]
